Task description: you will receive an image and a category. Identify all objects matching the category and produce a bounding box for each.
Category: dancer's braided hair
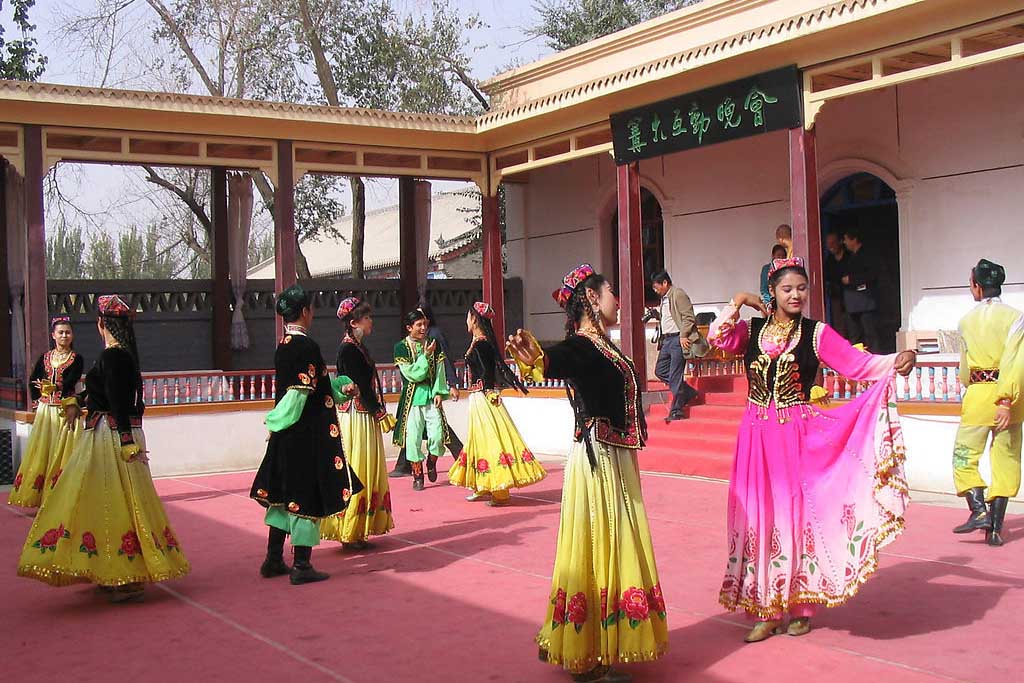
[468,308,527,394]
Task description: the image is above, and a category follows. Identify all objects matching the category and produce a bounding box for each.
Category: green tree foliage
[530,0,700,51]
[0,0,47,80]
[46,224,86,279]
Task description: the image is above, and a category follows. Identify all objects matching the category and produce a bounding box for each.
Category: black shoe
[260,556,290,578]
[953,487,990,533]
[426,456,438,482]
[987,496,1008,547]
[664,411,685,423]
[388,467,412,479]
[412,474,425,491]
[290,565,329,585]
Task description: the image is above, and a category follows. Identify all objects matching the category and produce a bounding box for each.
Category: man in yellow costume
[952,259,1023,546]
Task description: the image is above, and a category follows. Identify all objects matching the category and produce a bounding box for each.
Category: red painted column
[23,125,47,404]
[398,176,418,330]
[273,141,296,340]
[0,159,11,377]
[616,162,646,390]
[210,167,231,369]
[481,192,505,343]
[789,127,824,321]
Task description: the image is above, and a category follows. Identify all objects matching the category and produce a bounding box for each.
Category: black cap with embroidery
[275,284,311,318]
[973,259,1006,288]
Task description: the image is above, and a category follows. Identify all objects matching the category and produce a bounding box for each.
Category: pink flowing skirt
[719,379,908,619]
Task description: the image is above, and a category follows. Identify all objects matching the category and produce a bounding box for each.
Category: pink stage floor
[3,465,1023,682]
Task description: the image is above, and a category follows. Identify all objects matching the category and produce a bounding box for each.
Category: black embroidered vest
[744,317,823,409]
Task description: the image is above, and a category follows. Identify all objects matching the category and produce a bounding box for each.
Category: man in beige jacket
[651,270,707,422]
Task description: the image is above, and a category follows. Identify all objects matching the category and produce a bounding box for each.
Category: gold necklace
[50,349,72,365]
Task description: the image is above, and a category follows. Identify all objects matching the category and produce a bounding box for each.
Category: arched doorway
[611,188,665,305]
[820,172,900,353]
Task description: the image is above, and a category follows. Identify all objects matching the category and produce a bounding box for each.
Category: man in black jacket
[840,228,882,352]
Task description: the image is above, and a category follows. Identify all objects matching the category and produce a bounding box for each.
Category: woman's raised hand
[733,292,768,317]
[506,329,540,365]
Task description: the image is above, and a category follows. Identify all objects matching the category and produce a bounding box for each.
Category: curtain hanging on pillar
[6,169,26,378]
[228,172,254,350]
[414,180,432,297]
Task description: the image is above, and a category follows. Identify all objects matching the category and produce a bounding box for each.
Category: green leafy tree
[85,233,120,279]
[1,0,47,80]
[46,224,86,279]
[530,0,700,51]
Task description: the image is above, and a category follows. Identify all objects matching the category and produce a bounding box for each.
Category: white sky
[3,0,553,237]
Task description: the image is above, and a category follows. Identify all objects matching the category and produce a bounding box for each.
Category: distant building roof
[248,187,481,278]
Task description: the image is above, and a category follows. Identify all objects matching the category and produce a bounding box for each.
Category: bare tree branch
[144,0,221,95]
[141,165,212,233]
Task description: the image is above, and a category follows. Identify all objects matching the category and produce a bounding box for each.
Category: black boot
[987,497,1008,547]
[389,448,412,478]
[290,546,329,585]
[426,454,439,482]
[952,487,990,533]
[260,527,290,578]
[412,462,425,491]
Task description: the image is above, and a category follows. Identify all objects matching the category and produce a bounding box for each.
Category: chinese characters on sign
[610,65,802,164]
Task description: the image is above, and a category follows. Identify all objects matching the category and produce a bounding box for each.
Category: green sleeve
[399,352,430,383]
[432,354,450,397]
[330,374,354,403]
[265,388,309,432]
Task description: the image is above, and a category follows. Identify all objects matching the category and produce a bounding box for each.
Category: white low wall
[3,401,1010,503]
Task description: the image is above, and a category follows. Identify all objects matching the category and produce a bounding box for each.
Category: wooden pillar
[210,167,231,369]
[789,127,824,321]
[616,162,646,390]
[23,125,47,403]
[273,141,296,340]
[0,159,10,377]
[398,176,418,330]
[481,192,505,343]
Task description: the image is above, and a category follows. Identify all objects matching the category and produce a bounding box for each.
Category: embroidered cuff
[119,430,135,446]
[510,335,546,384]
[120,443,141,462]
[60,396,79,409]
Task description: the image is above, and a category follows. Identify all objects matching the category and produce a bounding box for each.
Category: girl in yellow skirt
[9,316,84,508]
[17,295,190,603]
[320,297,395,548]
[448,301,546,506]
[508,265,667,683]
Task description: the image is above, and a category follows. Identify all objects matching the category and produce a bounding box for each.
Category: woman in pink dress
[709,257,917,642]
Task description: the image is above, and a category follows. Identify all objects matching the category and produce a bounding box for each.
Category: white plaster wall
[816,59,1024,333]
[510,59,1024,339]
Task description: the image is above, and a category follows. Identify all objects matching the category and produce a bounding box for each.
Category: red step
[700,392,749,406]
[687,404,747,421]
[692,375,747,393]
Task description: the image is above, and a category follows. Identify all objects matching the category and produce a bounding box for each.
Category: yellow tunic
[958,299,1024,426]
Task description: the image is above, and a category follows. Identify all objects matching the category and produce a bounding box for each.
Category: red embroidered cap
[337,296,360,320]
[552,263,595,308]
[473,301,495,319]
[50,315,71,327]
[767,256,805,279]
[97,295,132,318]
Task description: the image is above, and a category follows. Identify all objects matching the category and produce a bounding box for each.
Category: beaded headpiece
[50,315,71,328]
[552,263,595,308]
[767,256,805,279]
[337,297,360,320]
[97,295,132,318]
[472,301,494,319]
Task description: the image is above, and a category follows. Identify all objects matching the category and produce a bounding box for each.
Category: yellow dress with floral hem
[17,420,190,587]
[515,332,668,674]
[448,390,547,493]
[8,404,82,508]
[320,403,395,543]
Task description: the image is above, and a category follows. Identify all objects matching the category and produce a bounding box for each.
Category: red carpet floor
[3,465,1024,683]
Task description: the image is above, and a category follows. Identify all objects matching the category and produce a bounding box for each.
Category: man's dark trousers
[655,333,697,416]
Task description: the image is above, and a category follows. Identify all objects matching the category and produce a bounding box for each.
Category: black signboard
[609,65,802,164]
